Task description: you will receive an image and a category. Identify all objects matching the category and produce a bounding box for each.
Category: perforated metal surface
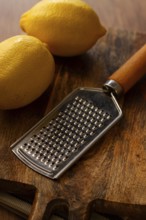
[12,88,122,179]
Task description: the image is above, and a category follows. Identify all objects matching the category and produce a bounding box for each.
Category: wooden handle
[109,44,146,93]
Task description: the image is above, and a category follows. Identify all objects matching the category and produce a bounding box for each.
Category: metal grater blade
[11,88,122,179]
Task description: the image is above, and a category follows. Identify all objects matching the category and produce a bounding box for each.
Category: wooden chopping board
[0,29,146,220]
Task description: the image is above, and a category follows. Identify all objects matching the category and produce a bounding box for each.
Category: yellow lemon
[0,35,55,110]
[20,0,106,56]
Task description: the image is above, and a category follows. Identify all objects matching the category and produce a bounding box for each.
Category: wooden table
[0,1,146,220]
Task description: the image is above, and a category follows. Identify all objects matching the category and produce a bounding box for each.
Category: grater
[11,45,146,179]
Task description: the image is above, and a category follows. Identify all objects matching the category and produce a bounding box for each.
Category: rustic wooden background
[0,0,146,219]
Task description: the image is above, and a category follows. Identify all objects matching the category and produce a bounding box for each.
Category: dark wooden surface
[0,1,146,220]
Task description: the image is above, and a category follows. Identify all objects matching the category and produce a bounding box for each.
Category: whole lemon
[20,0,106,56]
[0,35,55,110]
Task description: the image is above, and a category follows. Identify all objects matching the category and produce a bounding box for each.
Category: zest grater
[11,45,146,179]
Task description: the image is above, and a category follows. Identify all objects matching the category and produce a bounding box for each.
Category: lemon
[0,35,55,110]
[20,0,106,56]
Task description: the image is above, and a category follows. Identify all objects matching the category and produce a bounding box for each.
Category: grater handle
[109,44,146,94]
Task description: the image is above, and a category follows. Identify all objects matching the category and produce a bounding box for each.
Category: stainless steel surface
[11,87,122,179]
[103,80,123,97]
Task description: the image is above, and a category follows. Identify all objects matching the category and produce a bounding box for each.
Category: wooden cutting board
[0,29,146,220]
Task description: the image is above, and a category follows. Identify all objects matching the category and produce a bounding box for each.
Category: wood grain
[109,44,146,93]
[85,0,146,34]
[0,206,22,220]
[0,1,146,220]
[0,30,146,220]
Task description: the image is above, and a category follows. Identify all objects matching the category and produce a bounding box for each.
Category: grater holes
[106,114,111,120]
[19,95,113,173]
